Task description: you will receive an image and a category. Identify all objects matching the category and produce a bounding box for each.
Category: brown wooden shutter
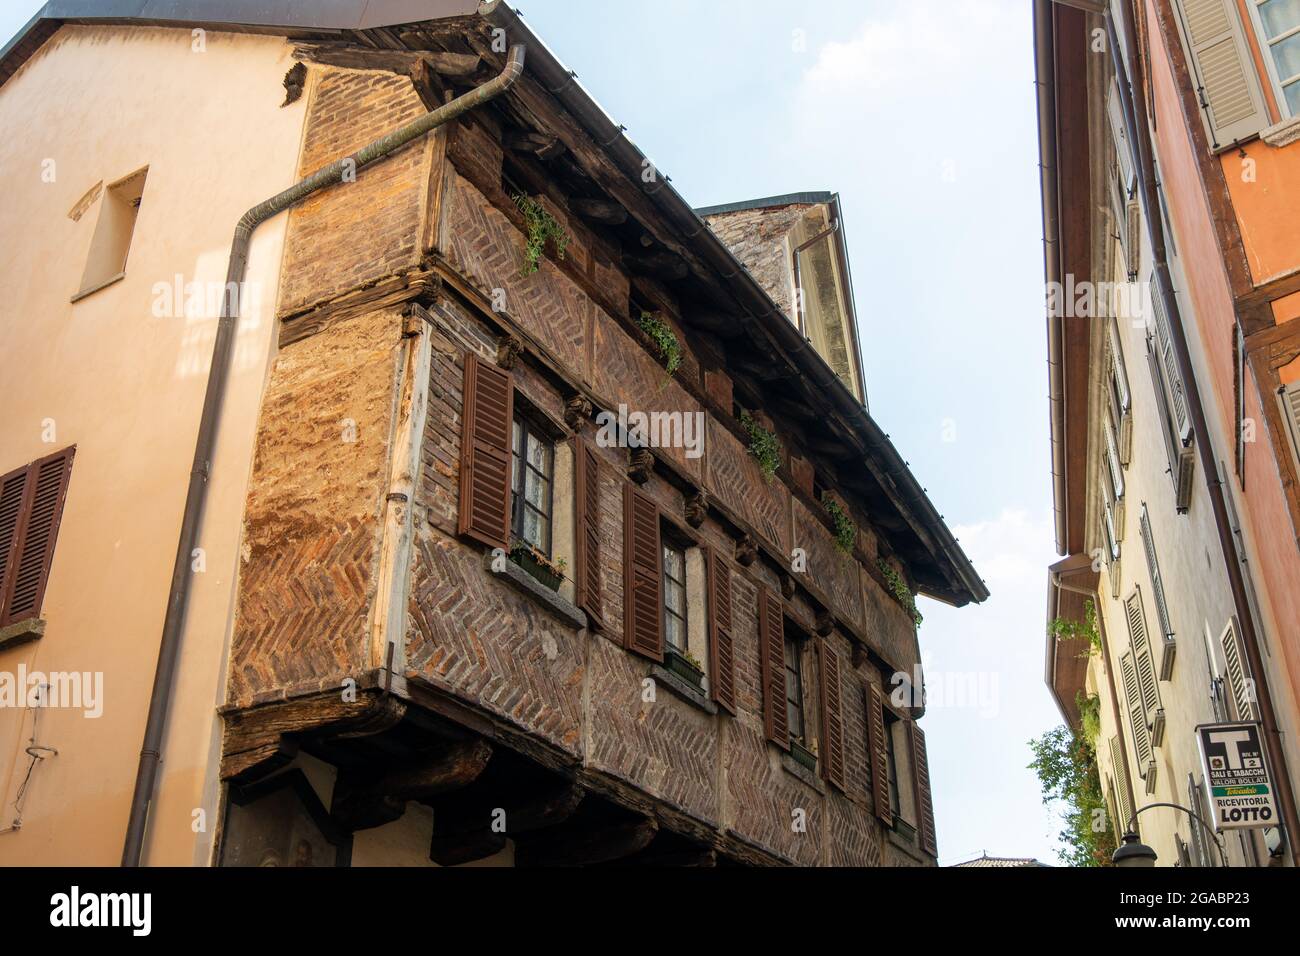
[457,353,513,551]
[911,722,937,856]
[705,547,736,714]
[818,639,846,791]
[0,449,75,627]
[622,482,662,662]
[757,587,789,750]
[867,683,892,826]
[573,436,603,630]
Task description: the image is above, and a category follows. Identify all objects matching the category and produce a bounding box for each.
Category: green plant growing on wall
[513,192,569,276]
[635,311,683,379]
[738,409,781,484]
[823,495,856,556]
[877,558,923,630]
[1028,725,1117,867]
[1077,692,1102,749]
[1049,599,1101,656]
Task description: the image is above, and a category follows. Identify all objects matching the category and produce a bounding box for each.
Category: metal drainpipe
[1106,4,1299,864]
[120,44,527,868]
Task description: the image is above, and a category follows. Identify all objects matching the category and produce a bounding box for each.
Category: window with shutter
[622,483,663,662]
[1120,651,1154,777]
[1110,734,1137,836]
[910,723,937,856]
[1145,278,1196,512]
[1172,0,1271,148]
[818,640,846,791]
[705,548,736,714]
[0,449,75,628]
[573,437,603,630]
[458,354,513,551]
[1187,773,1218,866]
[867,683,892,826]
[1220,617,1258,721]
[757,587,789,749]
[1126,589,1164,745]
[1108,79,1137,193]
[1278,382,1300,482]
[1138,506,1178,681]
[1108,319,1133,464]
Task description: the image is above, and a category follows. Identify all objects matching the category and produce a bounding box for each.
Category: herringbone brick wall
[702,204,814,320]
[228,308,403,706]
[227,94,935,863]
[278,68,432,317]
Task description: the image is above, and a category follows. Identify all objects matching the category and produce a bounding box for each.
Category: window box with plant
[662,645,705,688]
[509,543,566,593]
[790,738,818,773]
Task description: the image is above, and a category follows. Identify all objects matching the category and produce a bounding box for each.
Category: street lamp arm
[1126,802,1228,868]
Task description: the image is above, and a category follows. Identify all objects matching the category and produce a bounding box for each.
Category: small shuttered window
[458,353,513,551]
[757,587,789,749]
[818,640,846,791]
[0,449,75,627]
[705,549,736,714]
[622,483,663,662]
[1146,274,1196,511]
[910,722,937,857]
[1108,79,1137,192]
[1172,0,1271,149]
[1110,734,1137,837]
[867,683,892,826]
[1138,507,1174,642]
[1220,616,1258,721]
[1120,650,1154,778]
[573,437,603,630]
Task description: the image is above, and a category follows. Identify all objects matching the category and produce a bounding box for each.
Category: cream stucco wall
[1089,212,1265,866]
[0,25,307,865]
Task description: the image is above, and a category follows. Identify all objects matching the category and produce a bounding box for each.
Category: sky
[0,0,1071,864]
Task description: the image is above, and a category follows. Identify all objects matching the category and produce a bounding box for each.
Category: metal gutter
[120,44,526,867]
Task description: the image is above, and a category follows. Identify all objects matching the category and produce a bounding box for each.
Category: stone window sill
[0,618,45,651]
[649,664,717,715]
[1262,115,1300,149]
[70,271,125,303]
[779,749,827,794]
[485,553,587,630]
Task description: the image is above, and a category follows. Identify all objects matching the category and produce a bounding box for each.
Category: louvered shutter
[757,587,789,749]
[1172,0,1269,149]
[910,723,937,856]
[1279,382,1300,477]
[0,450,74,627]
[1110,735,1137,835]
[622,483,662,662]
[1108,79,1136,191]
[705,548,736,714]
[457,353,513,550]
[867,683,892,826]
[1121,651,1154,774]
[1150,275,1192,445]
[573,437,603,630]
[818,640,846,790]
[1126,590,1161,718]
[1220,617,1257,721]
[1139,507,1174,641]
